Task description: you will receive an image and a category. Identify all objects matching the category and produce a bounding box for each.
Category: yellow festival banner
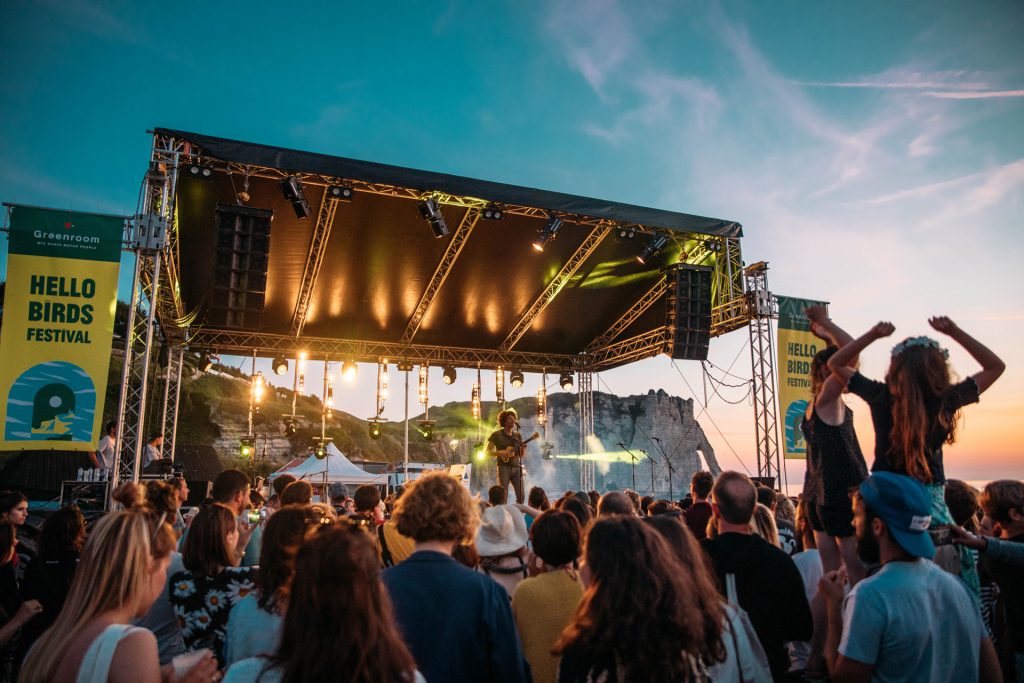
[776,295,828,460]
[0,206,124,451]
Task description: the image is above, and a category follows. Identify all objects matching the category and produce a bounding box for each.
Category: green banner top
[776,295,829,332]
[8,205,124,263]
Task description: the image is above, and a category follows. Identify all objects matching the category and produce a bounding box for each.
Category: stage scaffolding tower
[578,371,595,491]
[745,262,782,487]
[112,135,181,496]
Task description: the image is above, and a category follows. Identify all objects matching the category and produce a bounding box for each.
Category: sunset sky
[1,1,1021,486]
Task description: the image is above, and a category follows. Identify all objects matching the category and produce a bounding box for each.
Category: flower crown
[891,336,949,359]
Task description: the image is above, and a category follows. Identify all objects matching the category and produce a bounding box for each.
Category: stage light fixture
[559,371,574,390]
[636,234,668,265]
[616,225,636,240]
[342,360,358,382]
[474,442,486,461]
[239,436,254,458]
[187,163,214,180]
[471,383,481,420]
[495,366,504,404]
[272,356,289,375]
[280,176,312,219]
[442,365,457,384]
[482,204,503,220]
[418,197,449,238]
[368,419,383,440]
[418,366,429,407]
[284,420,296,437]
[704,238,723,253]
[509,369,524,388]
[416,419,436,441]
[532,215,563,252]
[537,384,547,426]
[326,184,354,201]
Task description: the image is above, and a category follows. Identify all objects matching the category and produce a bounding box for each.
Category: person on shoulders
[820,472,1000,683]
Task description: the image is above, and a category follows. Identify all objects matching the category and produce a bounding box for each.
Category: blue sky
[2,1,1022,485]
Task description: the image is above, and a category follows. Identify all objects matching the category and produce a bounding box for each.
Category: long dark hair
[39,506,86,556]
[182,504,236,577]
[256,506,320,613]
[271,522,417,683]
[554,517,711,681]
[886,343,957,483]
[644,515,726,667]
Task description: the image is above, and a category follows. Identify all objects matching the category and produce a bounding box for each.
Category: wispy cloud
[544,0,636,100]
[0,158,126,215]
[924,90,1024,99]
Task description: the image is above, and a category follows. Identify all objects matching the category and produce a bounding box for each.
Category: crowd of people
[0,314,1020,682]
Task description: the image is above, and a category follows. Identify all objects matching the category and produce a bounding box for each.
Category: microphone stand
[618,443,638,490]
[652,437,676,501]
[644,449,654,496]
[515,422,525,504]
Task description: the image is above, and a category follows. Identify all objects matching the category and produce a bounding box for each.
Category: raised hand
[805,305,828,325]
[869,321,895,339]
[928,316,959,336]
[818,567,848,604]
[947,524,987,551]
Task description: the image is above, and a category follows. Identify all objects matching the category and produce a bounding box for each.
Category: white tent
[267,443,387,485]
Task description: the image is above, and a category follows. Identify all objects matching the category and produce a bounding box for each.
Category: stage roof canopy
[156,128,746,372]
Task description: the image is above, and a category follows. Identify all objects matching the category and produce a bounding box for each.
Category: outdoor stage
[110,129,783,497]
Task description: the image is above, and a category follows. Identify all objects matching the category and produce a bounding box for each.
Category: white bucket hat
[475,505,528,557]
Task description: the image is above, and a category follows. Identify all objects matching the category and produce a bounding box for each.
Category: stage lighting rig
[284,420,297,437]
[327,185,354,201]
[616,225,636,240]
[532,214,563,252]
[442,366,457,385]
[636,234,668,265]
[342,360,358,382]
[239,436,255,458]
[280,176,312,219]
[509,369,525,388]
[416,419,436,440]
[272,356,289,375]
[559,371,574,390]
[368,418,383,440]
[187,163,214,180]
[418,197,449,238]
[482,203,503,220]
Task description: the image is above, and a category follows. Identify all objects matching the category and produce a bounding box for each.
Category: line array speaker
[208,204,273,329]
[665,264,713,361]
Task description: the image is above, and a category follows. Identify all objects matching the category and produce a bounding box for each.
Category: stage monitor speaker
[208,203,273,329]
[665,264,712,361]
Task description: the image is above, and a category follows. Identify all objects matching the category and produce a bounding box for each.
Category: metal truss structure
[578,371,595,491]
[113,137,179,492]
[159,345,185,460]
[290,192,341,338]
[500,224,611,352]
[401,208,481,344]
[106,131,774,493]
[745,262,781,484]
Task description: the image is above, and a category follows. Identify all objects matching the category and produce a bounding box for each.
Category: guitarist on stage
[486,408,534,504]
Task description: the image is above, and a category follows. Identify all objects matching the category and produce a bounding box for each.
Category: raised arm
[828,322,895,374]
[806,306,855,349]
[928,317,1005,394]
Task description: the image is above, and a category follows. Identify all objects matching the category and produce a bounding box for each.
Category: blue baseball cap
[859,472,936,559]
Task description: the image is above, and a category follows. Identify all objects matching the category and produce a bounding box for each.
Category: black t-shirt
[487,429,520,467]
[701,532,812,681]
[847,372,979,484]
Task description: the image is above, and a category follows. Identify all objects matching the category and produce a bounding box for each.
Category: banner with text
[776,295,828,460]
[0,206,123,451]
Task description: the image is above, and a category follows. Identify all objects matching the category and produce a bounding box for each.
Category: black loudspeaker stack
[665,264,713,361]
[209,204,273,329]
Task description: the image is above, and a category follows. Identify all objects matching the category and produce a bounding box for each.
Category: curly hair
[393,472,478,543]
[145,480,179,517]
[554,517,714,681]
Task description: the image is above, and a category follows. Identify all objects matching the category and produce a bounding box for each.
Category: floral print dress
[169,566,256,665]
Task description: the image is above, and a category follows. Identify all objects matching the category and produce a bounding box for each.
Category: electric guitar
[492,432,540,464]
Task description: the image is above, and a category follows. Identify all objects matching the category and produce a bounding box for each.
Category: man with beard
[819,472,1001,683]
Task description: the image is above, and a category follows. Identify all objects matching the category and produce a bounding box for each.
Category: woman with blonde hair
[751,504,780,548]
[19,508,217,683]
